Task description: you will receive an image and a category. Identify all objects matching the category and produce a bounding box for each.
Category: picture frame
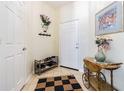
[95,2,124,36]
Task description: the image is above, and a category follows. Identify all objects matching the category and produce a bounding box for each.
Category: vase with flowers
[95,37,112,62]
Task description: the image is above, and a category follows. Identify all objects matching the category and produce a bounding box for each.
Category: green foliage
[95,38,111,47]
[40,15,51,27]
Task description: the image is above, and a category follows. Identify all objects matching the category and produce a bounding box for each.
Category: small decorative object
[95,47,106,62]
[95,36,112,62]
[95,2,123,36]
[39,15,51,36]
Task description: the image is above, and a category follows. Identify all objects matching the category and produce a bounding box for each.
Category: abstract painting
[95,2,123,36]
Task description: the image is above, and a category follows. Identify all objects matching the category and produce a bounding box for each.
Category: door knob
[22,47,26,51]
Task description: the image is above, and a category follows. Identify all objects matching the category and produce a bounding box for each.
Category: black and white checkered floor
[35,75,82,91]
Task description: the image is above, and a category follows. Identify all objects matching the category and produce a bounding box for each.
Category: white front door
[0,3,26,90]
[59,20,79,69]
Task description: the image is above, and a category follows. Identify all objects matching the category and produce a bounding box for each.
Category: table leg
[98,72,101,90]
[88,69,90,87]
[110,70,113,91]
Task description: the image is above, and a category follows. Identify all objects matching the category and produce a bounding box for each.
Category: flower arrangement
[95,37,112,52]
[95,37,112,62]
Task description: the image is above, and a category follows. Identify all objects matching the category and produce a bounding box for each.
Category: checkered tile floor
[35,75,82,91]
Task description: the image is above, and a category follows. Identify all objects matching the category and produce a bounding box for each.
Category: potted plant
[40,15,51,32]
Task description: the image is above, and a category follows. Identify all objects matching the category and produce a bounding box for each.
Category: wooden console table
[83,57,122,91]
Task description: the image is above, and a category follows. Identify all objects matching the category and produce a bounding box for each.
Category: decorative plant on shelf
[40,15,51,32]
[95,37,112,62]
[39,15,51,36]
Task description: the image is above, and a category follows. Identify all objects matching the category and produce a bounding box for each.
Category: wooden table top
[84,57,123,70]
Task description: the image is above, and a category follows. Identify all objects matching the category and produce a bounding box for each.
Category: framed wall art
[95,2,123,36]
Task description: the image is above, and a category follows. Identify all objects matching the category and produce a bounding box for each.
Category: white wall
[89,1,124,90]
[60,2,75,23]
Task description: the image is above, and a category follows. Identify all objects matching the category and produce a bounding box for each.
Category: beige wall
[31,2,59,60]
[26,2,58,61]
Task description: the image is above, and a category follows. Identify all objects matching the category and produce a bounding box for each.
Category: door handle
[22,47,26,51]
[75,47,79,49]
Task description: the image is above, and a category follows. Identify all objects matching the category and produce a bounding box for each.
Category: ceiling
[45,1,74,7]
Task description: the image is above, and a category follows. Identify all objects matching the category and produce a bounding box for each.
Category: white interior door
[0,3,7,90]
[0,3,26,91]
[59,20,79,69]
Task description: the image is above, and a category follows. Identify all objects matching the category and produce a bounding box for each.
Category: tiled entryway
[22,67,93,91]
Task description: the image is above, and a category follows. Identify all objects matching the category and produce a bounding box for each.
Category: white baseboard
[20,73,33,91]
[25,73,33,85]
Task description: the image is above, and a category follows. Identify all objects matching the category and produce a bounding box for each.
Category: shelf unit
[34,56,58,75]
